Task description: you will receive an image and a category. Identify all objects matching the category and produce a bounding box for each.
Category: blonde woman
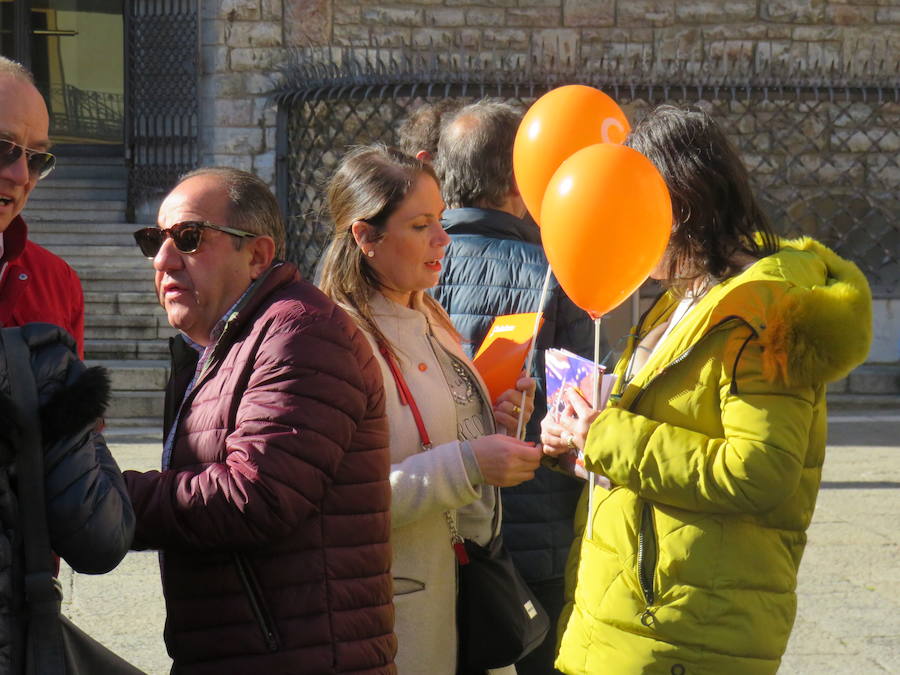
[319,145,542,674]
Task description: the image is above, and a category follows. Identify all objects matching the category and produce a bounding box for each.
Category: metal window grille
[276,47,899,297]
[126,0,200,218]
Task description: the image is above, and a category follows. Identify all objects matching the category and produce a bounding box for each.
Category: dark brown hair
[318,144,457,357]
[625,105,778,292]
[396,99,461,160]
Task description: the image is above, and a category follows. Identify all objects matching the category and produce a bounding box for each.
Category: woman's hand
[540,388,600,458]
[492,375,536,436]
[470,434,542,487]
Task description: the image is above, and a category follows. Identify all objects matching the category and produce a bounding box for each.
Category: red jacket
[0,216,85,357]
[124,263,396,674]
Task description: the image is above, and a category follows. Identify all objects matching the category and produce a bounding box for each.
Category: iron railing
[46,84,124,142]
[275,47,899,297]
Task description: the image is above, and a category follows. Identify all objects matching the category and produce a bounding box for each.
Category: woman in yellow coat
[541,105,872,674]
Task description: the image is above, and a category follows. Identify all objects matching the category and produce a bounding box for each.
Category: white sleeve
[390,439,481,528]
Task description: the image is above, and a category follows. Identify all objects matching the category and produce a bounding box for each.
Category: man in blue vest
[432,100,600,675]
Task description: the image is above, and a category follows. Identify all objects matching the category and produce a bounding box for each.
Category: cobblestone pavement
[60,411,900,674]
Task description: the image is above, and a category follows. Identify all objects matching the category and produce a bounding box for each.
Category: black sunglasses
[0,138,56,180]
[133,221,257,258]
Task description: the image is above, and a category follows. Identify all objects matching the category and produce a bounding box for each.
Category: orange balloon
[540,144,672,317]
[514,85,630,225]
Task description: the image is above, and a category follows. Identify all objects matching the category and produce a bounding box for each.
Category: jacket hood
[675,236,872,388]
[752,237,872,387]
[40,365,110,446]
[0,323,109,447]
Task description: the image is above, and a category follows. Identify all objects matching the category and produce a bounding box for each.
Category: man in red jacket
[123,167,396,674]
[0,57,85,356]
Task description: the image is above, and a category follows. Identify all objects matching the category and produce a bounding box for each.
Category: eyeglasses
[0,138,56,180]
[133,221,257,258]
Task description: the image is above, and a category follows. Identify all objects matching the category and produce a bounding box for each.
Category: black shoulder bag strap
[2,327,67,674]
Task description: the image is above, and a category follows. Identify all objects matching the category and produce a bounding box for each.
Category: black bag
[456,527,550,672]
[22,607,145,675]
[59,615,145,674]
[3,327,145,675]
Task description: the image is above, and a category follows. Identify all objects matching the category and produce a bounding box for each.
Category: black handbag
[379,343,550,673]
[3,327,145,675]
[456,518,550,672]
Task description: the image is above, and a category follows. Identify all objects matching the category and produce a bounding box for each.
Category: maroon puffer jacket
[124,263,395,674]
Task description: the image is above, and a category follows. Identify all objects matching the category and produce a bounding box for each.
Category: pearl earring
[366,250,375,258]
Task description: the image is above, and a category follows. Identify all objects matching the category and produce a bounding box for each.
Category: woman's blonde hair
[318,144,458,356]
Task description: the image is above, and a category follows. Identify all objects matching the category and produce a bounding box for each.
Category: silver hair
[434,99,522,210]
[0,56,35,84]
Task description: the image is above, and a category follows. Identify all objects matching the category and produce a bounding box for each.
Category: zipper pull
[640,607,656,627]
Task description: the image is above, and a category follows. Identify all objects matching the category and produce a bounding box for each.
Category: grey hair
[434,99,522,210]
[177,167,286,258]
[0,56,34,84]
[396,99,461,160]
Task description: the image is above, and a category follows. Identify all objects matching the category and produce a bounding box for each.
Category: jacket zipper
[629,315,758,629]
[234,553,280,652]
[637,501,658,627]
[627,316,756,412]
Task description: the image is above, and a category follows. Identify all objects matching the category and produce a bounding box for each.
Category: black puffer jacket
[432,207,597,582]
[0,323,135,671]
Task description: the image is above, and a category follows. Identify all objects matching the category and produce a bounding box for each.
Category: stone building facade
[195,0,899,389]
[198,0,898,183]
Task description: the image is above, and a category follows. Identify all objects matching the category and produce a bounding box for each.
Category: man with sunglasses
[0,57,84,356]
[123,168,396,674]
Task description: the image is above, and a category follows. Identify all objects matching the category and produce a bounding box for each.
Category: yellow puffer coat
[555,238,872,675]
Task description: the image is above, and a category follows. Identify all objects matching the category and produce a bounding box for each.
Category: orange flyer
[472,312,544,403]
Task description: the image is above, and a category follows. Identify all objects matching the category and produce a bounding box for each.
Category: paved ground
[60,410,900,674]
[781,411,900,674]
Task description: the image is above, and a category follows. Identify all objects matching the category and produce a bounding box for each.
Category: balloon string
[588,315,603,520]
[515,265,553,440]
[631,290,641,329]
[592,316,603,411]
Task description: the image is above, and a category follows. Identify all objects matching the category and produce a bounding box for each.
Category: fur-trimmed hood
[1,323,110,447]
[754,237,872,386]
[0,365,109,453]
[630,236,872,390]
[709,236,872,387]
[39,365,110,446]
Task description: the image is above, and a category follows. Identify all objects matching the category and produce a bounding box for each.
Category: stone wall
[333,0,897,72]
[197,0,899,379]
[197,0,898,184]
